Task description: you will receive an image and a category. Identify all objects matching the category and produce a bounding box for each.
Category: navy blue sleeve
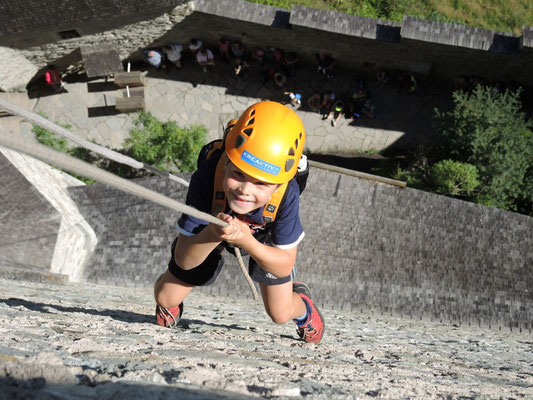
[270,179,305,248]
[176,157,216,236]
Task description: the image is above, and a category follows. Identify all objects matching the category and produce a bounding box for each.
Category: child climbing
[153,101,325,343]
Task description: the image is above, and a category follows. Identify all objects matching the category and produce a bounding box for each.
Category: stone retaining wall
[0,148,97,281]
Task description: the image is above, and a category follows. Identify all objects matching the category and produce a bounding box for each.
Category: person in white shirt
[196,48,215,73]
[163,44,183,69]
[189,39,203,55]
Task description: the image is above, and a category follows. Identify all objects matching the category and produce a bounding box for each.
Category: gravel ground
[0,277,532,399]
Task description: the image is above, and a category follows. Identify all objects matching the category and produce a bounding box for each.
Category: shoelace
[158,306,178,327]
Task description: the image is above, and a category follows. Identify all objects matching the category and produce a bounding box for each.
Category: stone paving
[2,53,451,156]
[0,276,532,399]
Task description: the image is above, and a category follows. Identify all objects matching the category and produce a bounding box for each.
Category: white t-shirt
[165,44,183,61]
[196,49,214,64]
[189,40,203,53]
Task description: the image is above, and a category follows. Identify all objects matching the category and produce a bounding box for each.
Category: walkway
[1,54,451,157]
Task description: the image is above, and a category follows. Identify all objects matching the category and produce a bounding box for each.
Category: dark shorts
[167,237,294,287]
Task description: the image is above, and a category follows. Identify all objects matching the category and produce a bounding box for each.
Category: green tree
[434,85,533,213]
[430,159,479,197]
[32,119,70,153]
[125,111,207,173]
[32,112,207,182]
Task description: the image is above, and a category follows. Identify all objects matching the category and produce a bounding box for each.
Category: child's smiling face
[223,161,279,215]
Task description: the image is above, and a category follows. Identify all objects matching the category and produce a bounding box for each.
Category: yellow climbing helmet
[224,101,305,184]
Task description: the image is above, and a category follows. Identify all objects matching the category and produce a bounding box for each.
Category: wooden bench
[115,90,145,113]
[114,71,144,87]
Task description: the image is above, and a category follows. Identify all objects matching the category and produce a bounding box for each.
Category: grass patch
[246,0,533,33]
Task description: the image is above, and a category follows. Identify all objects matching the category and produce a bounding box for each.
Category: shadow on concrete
[26,49,83,99]
[0,376,252,400]
[0,296,267,333]
[87,81,120,93]
[88,105,121,117]
[0,297,153,324]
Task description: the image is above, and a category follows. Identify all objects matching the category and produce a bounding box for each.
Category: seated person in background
[163,44,183,69]
[189,39,203,56]
[144,50,167,71]
[284,91,302,108]
[352,88,368,105]
[320,91,336,118]
[376,70,390,86]
[218,38,231,63]
[283,52,299,78]
[361,99,376,119]
[231,41,244,59]
[394,70,417,93]
[266,47,284,64]
[252,48,265,63]
[468,75,485,91]
[307,92,322,112]
[196,48,215,73]
[326,99,344,127]
[315,52,335,81]
[274,71,287,88]
[44,65,66,92]
[233,58,250,79]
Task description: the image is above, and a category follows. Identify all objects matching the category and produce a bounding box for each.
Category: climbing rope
[0,131,259,301]
[0,98,189,187]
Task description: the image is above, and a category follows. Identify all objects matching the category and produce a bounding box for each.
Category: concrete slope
[0,277,531,399]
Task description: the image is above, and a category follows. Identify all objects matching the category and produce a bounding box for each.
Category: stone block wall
[2,0,533,90]
[67,167,533,332]
[0,151,61,269]
[0,147,97,281]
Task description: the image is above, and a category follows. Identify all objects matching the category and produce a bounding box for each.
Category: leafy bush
[32,120,70,153]
[125,112,207,174]
[430,160,479,196]
[32,112,207,183]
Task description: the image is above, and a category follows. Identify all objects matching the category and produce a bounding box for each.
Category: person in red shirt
[45,65,65,92]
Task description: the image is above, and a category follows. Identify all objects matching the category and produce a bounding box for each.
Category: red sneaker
[292,282,325,343]
[155,303,183,328]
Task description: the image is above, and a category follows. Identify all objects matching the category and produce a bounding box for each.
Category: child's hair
[224,101,305,184]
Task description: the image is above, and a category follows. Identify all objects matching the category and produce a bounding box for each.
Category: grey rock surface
[0,277,532,399]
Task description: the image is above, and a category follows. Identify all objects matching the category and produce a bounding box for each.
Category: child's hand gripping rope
[210,213,252,247]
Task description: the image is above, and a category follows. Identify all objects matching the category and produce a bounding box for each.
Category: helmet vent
[235,134,246,148]
[243,128,253,136]
[246,118,255,126]
[250,109,256,116]
[288,148,295,156]
[299,132,303,140]
[294,138,299,149]
[285,159,294,172]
